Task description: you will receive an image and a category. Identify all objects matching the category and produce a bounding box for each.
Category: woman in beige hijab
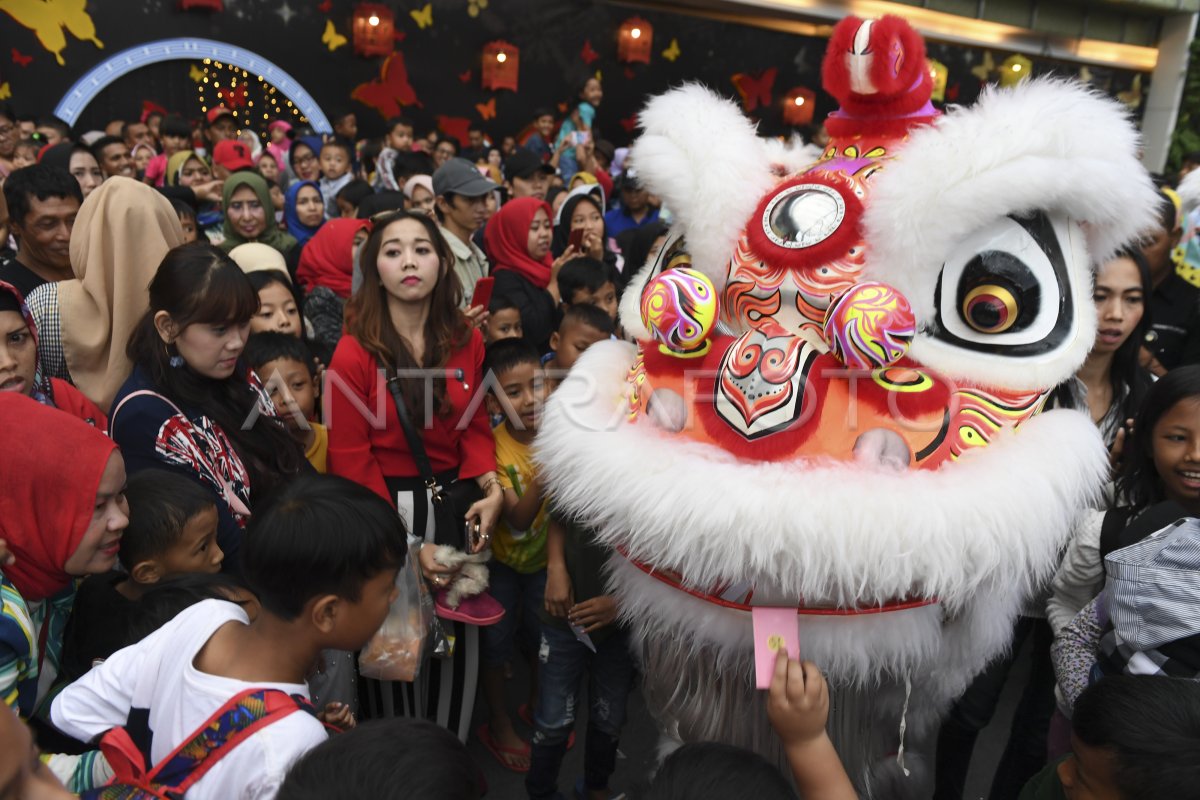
[25,177,185,412]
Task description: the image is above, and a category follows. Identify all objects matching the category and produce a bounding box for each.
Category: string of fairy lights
[194,58,308,131]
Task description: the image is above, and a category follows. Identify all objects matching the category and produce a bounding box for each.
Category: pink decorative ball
[640,268,719,357]
[822,281,916,369]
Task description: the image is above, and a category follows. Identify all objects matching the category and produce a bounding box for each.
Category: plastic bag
[359,543,430,682]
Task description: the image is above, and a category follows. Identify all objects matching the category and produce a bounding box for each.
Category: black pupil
[970,299,1003,329]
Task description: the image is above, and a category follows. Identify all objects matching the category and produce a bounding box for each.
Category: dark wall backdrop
[0,0,1148,146]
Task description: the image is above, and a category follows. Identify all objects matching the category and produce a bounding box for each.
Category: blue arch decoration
[54,38,330,133]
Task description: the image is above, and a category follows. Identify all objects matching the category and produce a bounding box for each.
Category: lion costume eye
[930,212,1072,356]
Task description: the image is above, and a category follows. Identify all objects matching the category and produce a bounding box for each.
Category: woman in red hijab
[295,217,370,360]
[486,197,563,352]
[0,392,128,787]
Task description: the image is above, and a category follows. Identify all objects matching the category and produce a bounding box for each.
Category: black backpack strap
[1099,506,1136,572]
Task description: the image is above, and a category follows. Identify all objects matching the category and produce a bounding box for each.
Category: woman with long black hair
[110,242,307,565]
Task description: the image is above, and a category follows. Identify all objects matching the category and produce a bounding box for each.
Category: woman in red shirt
[327,210,502,741]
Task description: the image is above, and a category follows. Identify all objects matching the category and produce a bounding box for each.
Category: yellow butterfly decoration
[970,50,995,82]
[594,69,602,82]
[1118,74,1143,110]
[322,19,347,52]
[410,3,433,29]
[0,83,10,101]
[188,64,205,83]
[661,38,680,63]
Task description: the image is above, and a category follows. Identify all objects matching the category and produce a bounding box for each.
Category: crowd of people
[0,67,1198,800]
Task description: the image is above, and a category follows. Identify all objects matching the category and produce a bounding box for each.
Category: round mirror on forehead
[763,183,846,250]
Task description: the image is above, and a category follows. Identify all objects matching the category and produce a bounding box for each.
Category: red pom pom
[821,14,932,119]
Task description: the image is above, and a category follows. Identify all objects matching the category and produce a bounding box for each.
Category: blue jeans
[525,624,635,799]
[481,562,546,667]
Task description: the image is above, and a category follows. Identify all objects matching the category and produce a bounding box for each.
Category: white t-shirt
[51,600,328,800]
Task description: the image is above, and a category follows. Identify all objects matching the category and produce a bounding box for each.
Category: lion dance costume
[538,14,1158,795]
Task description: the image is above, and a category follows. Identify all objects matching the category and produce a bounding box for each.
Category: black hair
[357,139,381,175]
[277,718,481,800]
[320,138,353,161]
[241,473,407,620]
[386,116,413,133]
[435,136,460,155]
[488,292,519,314]
[14,138,37,152]
[89,135,125,161]
[1115,364,1200,509]
[1183,151,1200,166]
[330,109,356,125]
[160,114,192,141]
[557,257,615,304]
[531,107,554,121]
[119,121,145,140]
[1155,189,1180,233]
[127,573,254,644]
[356,191,407,220]
[244,331,314,378]
[169,197,196,221]
[3,163,82,227]
[638,742,795,800]
[335,178,373,210]
[119,469,219,570]
[616,221,669,289]
[1072,675,1200,798]
[559,302,615,337]
[484,337,541,380]
[35,116,70,138]
[391,151,435,186]
[1103,247,1155,430]
[126,242,305,497]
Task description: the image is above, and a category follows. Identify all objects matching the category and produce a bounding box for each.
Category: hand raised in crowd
[1108,418,1134,470]
[569,595,617,633]
[766,652,857,800]
[191,180,224,204]
[463,304,490,331]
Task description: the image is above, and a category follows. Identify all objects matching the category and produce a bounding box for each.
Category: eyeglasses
[295,153,316,165]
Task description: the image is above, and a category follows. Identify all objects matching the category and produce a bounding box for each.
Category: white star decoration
[276,1,295,24]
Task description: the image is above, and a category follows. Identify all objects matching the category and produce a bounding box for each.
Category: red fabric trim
[744,173,864,277]
[621,550,937,616]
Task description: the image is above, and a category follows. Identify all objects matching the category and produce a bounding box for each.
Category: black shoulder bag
[384,366,484,552]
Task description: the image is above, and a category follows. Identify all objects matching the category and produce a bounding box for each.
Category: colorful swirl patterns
[640,268,719,358]
[822,281,915,369]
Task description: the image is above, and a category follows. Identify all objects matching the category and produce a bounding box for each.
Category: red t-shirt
[325,329,495,504]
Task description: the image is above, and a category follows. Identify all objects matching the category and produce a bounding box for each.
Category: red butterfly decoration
[11,48,32,67]
[475,98,496,121]
[458,70,471,84]
[219,85,247,108]
[619,114,638,133]
[351,52,422,118]
[317,0,332,11]
[436,116,471,148]
[731,67,777,113]
[580,39,598,65]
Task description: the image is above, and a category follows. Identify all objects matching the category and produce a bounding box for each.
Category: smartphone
[568,227,585,251]
[575,130,591,146]
[471,276,495,311]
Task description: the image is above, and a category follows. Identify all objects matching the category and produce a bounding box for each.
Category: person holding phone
[552,186,623,279]
[432,158,497,315]
[328,210,502,742]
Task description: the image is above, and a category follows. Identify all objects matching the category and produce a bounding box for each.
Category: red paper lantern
[481,41,519,92]
[353,3,395,58]
[783,87,816,127]
[617,17,653,64]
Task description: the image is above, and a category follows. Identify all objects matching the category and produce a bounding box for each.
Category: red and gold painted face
[630,134,1048,471]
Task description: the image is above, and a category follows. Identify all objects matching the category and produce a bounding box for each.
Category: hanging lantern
[481,40,519,92]
[178,0,223,9]
[617,17,653,64]
[353,3,395,58]
[782,87,816,127]
[927,59,948,103]
[999,54,1032,88]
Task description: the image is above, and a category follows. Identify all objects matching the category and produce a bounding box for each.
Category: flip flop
[518,704,576,749]
[477,723,531,773]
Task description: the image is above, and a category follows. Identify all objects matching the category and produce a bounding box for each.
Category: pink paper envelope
[752,606,801,689]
